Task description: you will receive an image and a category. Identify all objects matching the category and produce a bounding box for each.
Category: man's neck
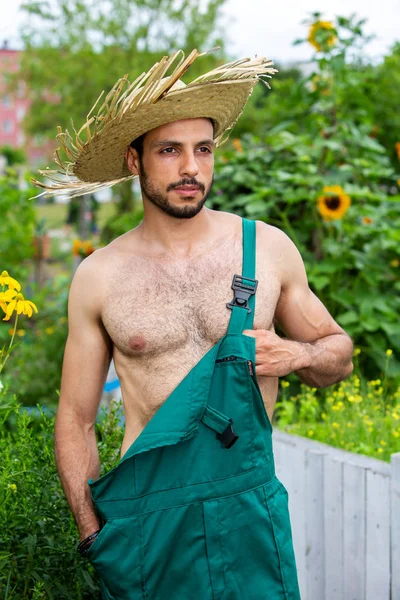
[137,205,215,257]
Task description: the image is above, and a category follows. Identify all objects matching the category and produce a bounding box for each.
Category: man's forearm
[292,333,354,388]
[54,409,101,540]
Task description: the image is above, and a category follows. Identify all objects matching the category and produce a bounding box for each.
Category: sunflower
[308,20,337,52]
[317,185,351,221]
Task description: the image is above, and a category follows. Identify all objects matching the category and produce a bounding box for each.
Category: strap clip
[226,274,258,314]
[216,420,239,449]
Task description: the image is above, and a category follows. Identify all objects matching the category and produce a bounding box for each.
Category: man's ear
[125,147,140,176]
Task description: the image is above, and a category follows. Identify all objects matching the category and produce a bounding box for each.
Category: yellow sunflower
[0,270,21,291]
[317,185,351,221]
[3,292,38,321]
[308,20,337,52]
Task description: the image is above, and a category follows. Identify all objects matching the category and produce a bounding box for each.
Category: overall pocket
[86,516,144,600]
[263,477,301,600]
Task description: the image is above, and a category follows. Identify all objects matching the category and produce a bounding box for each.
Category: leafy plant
[275,349,400,461]
[0,395,124,599]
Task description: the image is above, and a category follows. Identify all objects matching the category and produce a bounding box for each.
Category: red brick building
[0,42,54,166]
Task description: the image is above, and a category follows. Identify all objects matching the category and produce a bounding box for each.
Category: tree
[18,0,228,210]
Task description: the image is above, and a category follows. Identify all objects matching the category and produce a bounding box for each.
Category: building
[0,41,54,166]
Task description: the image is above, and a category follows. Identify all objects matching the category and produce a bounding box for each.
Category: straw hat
[32,49,277,198]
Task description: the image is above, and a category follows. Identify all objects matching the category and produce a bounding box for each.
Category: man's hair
[129,118,215,159]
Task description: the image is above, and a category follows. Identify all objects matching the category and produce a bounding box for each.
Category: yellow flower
[3,292,38,321]
[333,422,339,428]
[317,185,351,221]
[308,430,314,436]
[232,138,243,153]
[378,448,383,454]
[386,349,393,357]
[17,329,25,337]
[281,380,290,388]
[308,20,337,52]
[45,327,54,335]
[393,431,400,438]
[0,271,21,291]
[362,216,373,225]
[73,240,95,258]
[390,259,399,268]
[380,440,387,446]
[392,412,399,420]
[0,288,17,313]
[353,348,361,356]
[8,483,17,492]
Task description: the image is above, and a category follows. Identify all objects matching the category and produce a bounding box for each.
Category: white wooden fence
[273,430,400,600]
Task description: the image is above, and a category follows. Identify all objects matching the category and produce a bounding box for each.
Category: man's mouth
[173,185,201,196]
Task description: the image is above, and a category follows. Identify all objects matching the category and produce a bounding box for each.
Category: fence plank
[305,450,325,600]
[343,463,366,599]
[391,453,400,600]
[365,469,390,600]
[324,456,344,600]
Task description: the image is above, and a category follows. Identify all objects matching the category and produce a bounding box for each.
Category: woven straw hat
[33,49,277,198]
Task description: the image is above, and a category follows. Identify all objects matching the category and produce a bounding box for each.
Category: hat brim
[74,80,255,183]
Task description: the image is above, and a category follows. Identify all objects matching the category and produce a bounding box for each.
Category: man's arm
[244,224,353,388]
[55,254,112,540]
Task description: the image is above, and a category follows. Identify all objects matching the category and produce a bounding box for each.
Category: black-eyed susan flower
[0,270,21,291]
[308,20,337,52]
[317,185,351,221]
[3,292,38,321]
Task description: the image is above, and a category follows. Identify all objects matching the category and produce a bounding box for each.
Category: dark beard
[139,163,214,219]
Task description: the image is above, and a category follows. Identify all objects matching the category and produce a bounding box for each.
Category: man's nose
[179,151,199,177]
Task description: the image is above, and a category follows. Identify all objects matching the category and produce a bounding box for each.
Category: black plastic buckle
[226,274,258,314]
[216,420,239,449]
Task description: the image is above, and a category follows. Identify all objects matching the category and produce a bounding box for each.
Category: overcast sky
[1,0,399,63]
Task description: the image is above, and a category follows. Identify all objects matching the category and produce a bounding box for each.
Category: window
[3,119,13,133]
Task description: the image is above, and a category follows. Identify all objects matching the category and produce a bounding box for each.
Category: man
[34,50,353,599]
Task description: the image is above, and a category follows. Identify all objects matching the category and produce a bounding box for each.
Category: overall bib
[87,218,301,600]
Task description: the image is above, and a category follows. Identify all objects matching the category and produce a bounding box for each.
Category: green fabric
[87,218,301,600]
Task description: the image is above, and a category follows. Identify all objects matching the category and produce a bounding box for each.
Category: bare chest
[102,238,280,359]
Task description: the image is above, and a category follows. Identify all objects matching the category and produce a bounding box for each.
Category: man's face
[126,118,214,219]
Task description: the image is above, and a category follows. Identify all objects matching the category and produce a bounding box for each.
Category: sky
[1,0,399,64]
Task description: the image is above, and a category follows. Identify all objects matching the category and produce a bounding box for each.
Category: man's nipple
[128,334,147,352]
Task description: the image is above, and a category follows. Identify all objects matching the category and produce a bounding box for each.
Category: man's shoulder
[255,220,297,253]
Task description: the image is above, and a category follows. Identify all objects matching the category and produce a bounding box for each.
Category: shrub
[0,396,124,599]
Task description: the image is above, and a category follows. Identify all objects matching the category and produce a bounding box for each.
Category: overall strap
[227,218,257,334]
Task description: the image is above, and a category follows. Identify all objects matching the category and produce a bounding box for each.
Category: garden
[1,4,400,598]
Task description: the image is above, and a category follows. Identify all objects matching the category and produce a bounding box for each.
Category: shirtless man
[55,116,353,549]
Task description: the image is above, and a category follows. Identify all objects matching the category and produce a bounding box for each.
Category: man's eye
[161,147,176,154]
[198,147,212,153]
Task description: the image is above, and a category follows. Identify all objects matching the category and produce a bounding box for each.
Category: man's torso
[97,212,282,456]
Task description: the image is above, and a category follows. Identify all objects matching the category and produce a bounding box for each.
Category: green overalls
[87,218,301,600]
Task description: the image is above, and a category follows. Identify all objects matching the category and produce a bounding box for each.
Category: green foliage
[0,146,27,166]
[275,353,400,461]
[17,0,227,141]
[100,204,144,245]
[0,172,36,280]
[212,15,400,381]
[0,275,69,408]
[0,395,124,598]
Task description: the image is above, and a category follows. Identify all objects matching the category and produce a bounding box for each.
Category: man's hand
[242,329,310,377]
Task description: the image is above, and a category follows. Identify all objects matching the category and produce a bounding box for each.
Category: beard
[139,162,214,219]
